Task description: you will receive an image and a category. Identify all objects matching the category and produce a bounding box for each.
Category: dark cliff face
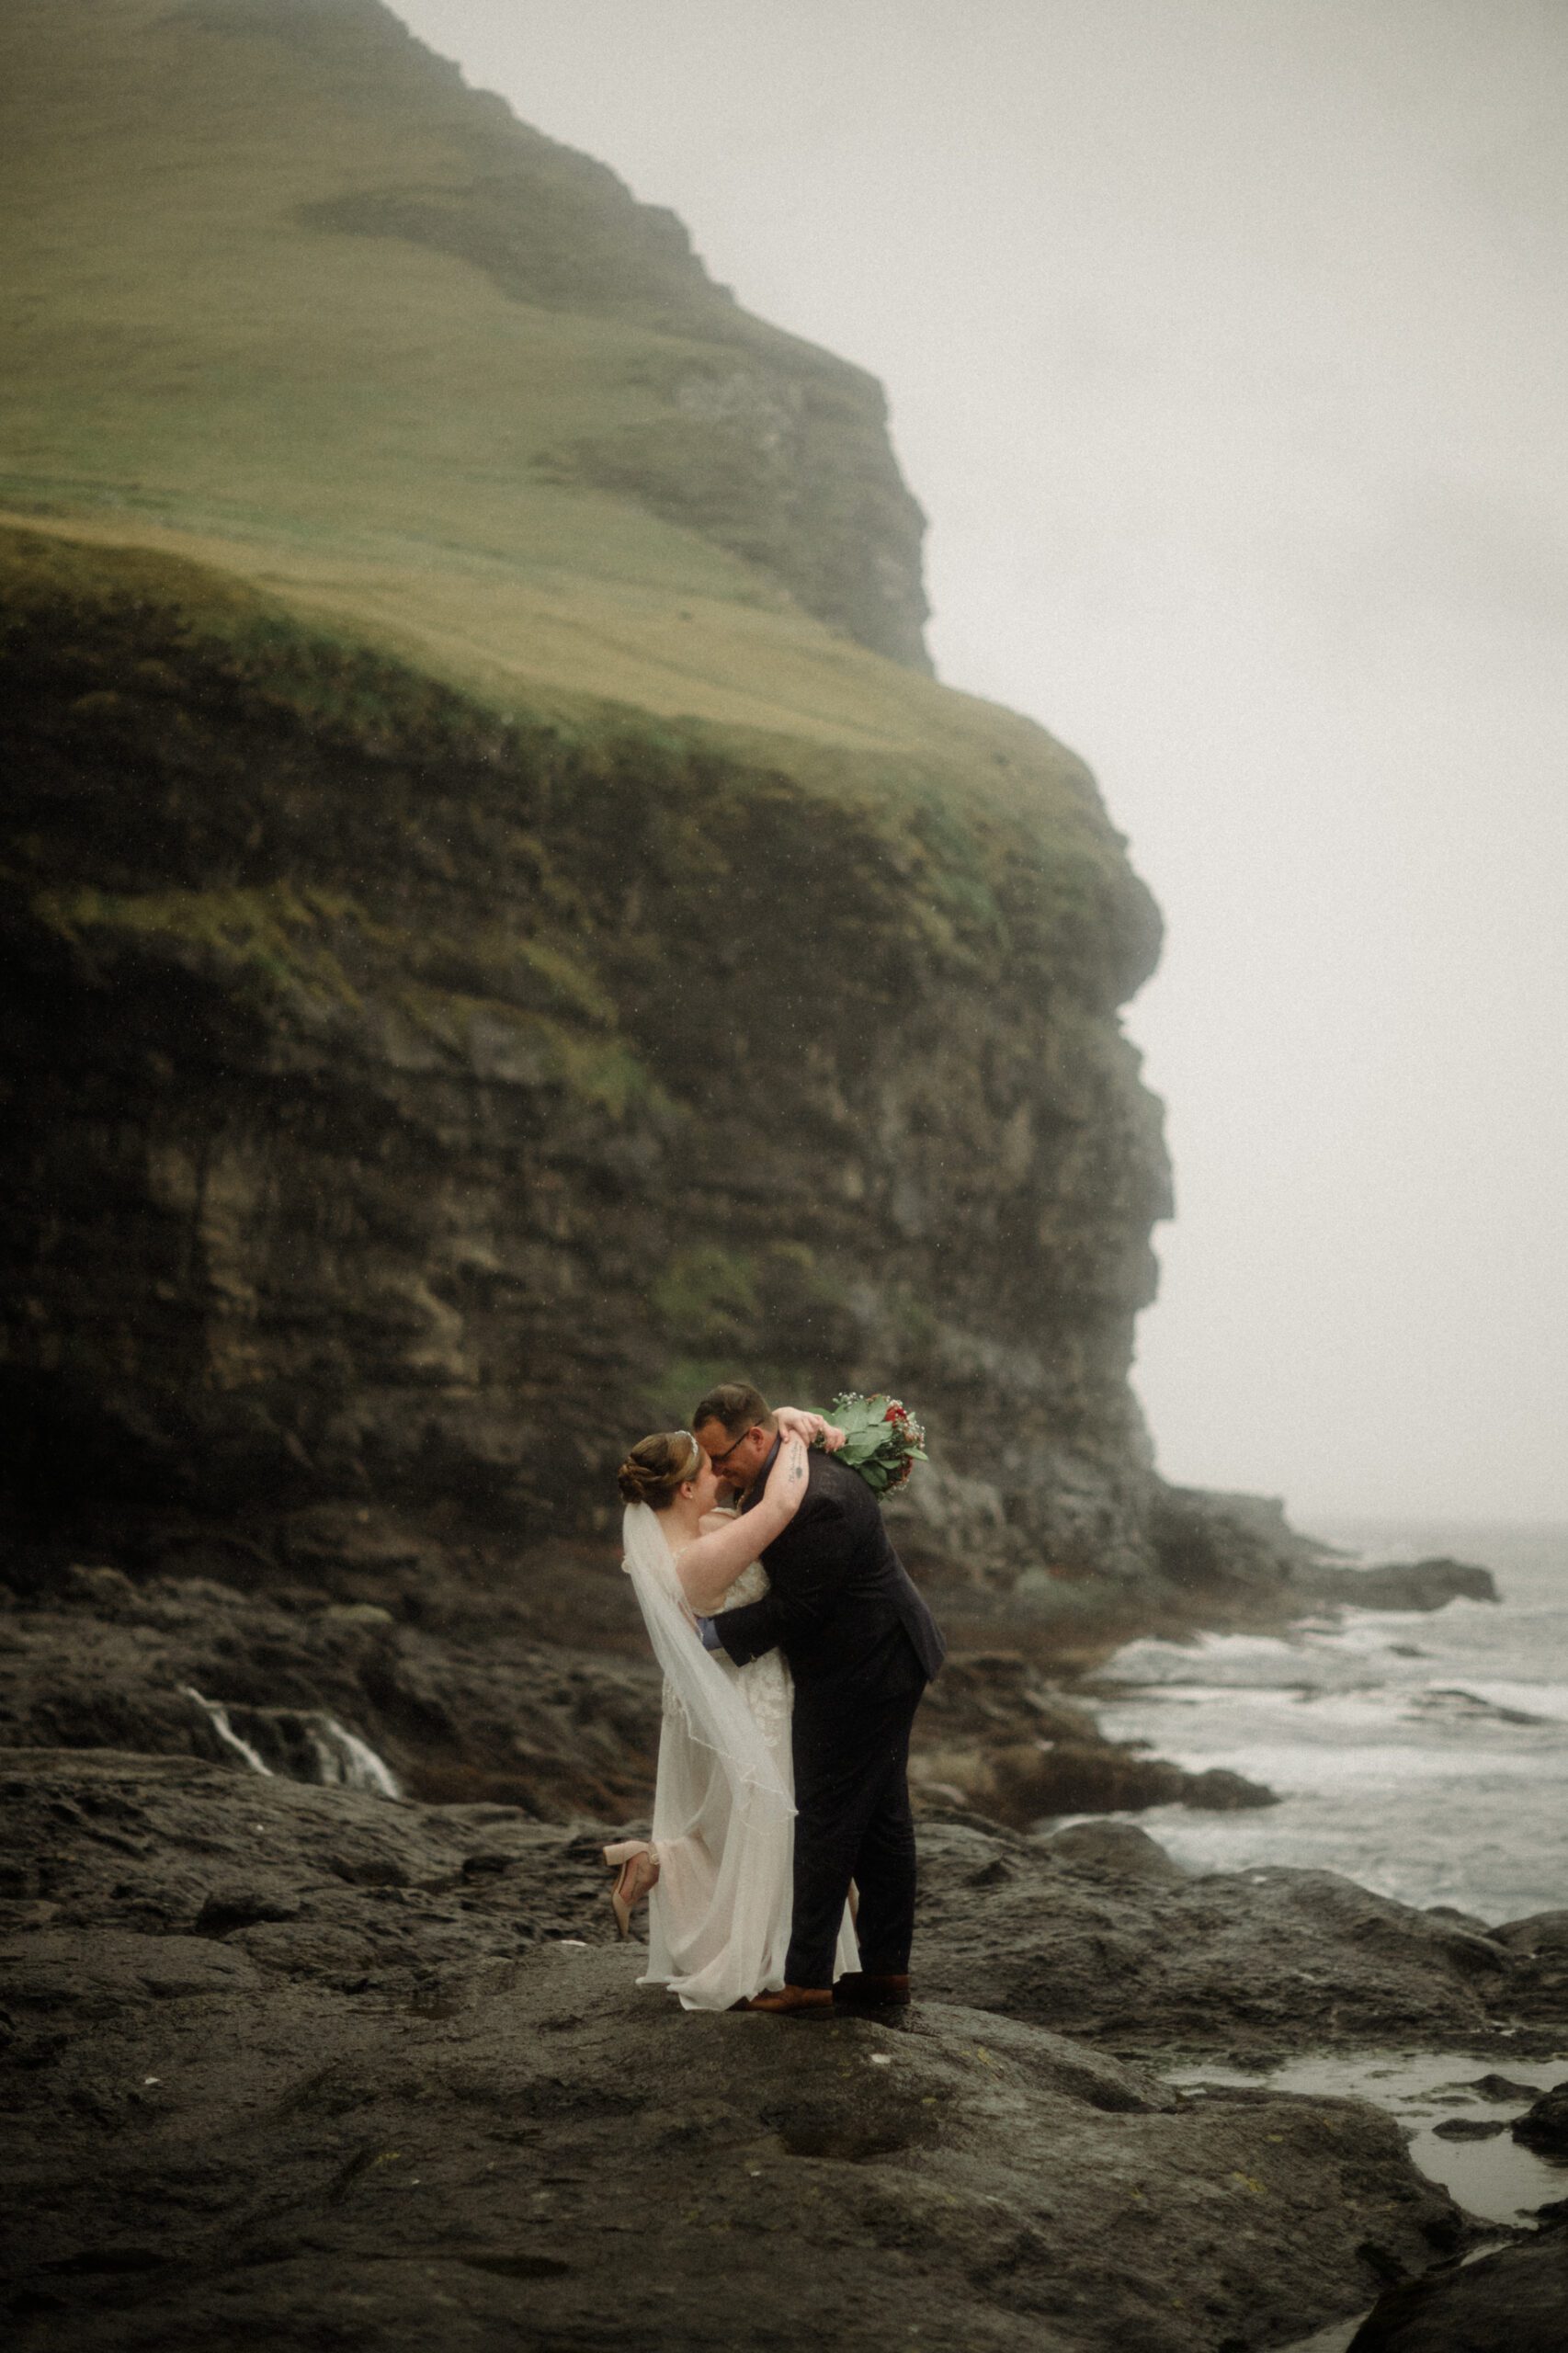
[0,531,1166,1583]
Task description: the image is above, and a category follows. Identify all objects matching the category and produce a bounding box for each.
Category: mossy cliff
[0,0,1184,1604]
[1,527,1166,1586]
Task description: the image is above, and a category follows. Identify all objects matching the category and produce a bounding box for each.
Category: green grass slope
[0,0,1153,916]
[2,4,924,684]
[0,522,1155,1017]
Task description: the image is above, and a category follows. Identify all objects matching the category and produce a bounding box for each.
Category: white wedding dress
[619,1503,859,2010]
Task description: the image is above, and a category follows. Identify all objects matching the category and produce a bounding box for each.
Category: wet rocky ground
[5,1739,1567,2352]
[0,1748,1486,2352]
[3,1544,1562,2350]
[0,1556,1281,1825]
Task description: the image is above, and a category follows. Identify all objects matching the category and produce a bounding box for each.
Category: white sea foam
[1433,1678,1568,1724]
[1089,1521,1568,1922]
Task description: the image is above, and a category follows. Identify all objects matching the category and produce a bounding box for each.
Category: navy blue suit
[715,1445,944,1986]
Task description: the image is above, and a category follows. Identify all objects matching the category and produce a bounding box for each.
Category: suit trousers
[784,1671,924,1989]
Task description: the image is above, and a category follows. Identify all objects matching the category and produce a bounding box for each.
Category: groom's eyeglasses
[705,1429,757,1473]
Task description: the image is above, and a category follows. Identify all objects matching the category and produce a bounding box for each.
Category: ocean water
[1090,1521,1568,1925]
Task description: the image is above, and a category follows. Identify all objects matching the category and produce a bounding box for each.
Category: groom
[691,1381,946,2018]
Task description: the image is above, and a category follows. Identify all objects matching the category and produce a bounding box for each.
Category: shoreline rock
[1293,1557,1501,1613]
[910,1648,1278,1823]
[1346,2225,1568,2351]
[4,1560,1558,2351]
[0,1747,1484,2353]
[1511,2083,1568,2154]
[0,1560,1281,1828]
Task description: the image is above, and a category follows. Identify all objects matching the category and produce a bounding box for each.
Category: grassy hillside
[0,0,1136,853]
[0,521,1154,1014]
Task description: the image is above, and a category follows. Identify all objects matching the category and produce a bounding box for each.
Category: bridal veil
[619,1500,799,2007]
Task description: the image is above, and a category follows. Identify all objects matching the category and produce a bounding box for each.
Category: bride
[607,1409,859,2009]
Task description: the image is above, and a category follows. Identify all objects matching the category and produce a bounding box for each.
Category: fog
[394,0,1568,1524]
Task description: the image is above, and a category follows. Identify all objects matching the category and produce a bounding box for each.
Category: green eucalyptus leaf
[824,1388,925,1498]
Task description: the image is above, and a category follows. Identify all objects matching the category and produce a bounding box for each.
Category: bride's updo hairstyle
[617,1429,705,1511]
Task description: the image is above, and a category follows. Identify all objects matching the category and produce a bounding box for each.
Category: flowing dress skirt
[640,1571,858,2010]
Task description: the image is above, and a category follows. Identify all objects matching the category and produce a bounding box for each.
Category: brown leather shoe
[833,1972,911,2007]
[744,1984,834,2018]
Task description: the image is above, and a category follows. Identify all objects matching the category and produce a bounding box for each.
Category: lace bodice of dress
[660,1544,767,1611]
[719,1558,770,1609]
[719,1559,792,1745]
[659,1542,791,1747]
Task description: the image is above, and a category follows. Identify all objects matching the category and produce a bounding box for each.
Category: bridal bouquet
[819,1392,927,1495]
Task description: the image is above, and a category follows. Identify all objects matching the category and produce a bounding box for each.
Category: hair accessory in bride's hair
[617,1428,710,1509]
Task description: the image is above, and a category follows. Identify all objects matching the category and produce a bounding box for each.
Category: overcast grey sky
[396,0,1568,1525]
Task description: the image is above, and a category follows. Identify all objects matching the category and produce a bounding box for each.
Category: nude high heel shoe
[602,1840,660,1938]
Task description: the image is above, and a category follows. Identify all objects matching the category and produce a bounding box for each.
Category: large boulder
[915,1819,1515,2055]
[1348,2226,1568,2352]
[1512,2083,1568,2154]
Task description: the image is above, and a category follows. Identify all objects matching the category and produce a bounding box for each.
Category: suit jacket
[713,1443,945,1699]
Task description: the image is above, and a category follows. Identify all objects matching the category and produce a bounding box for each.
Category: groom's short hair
[691,1381,775,1440]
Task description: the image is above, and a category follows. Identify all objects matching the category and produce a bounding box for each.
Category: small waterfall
[305,1715,403,1799]
[183,1688,401,1798]
[182,1686,274,1776]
